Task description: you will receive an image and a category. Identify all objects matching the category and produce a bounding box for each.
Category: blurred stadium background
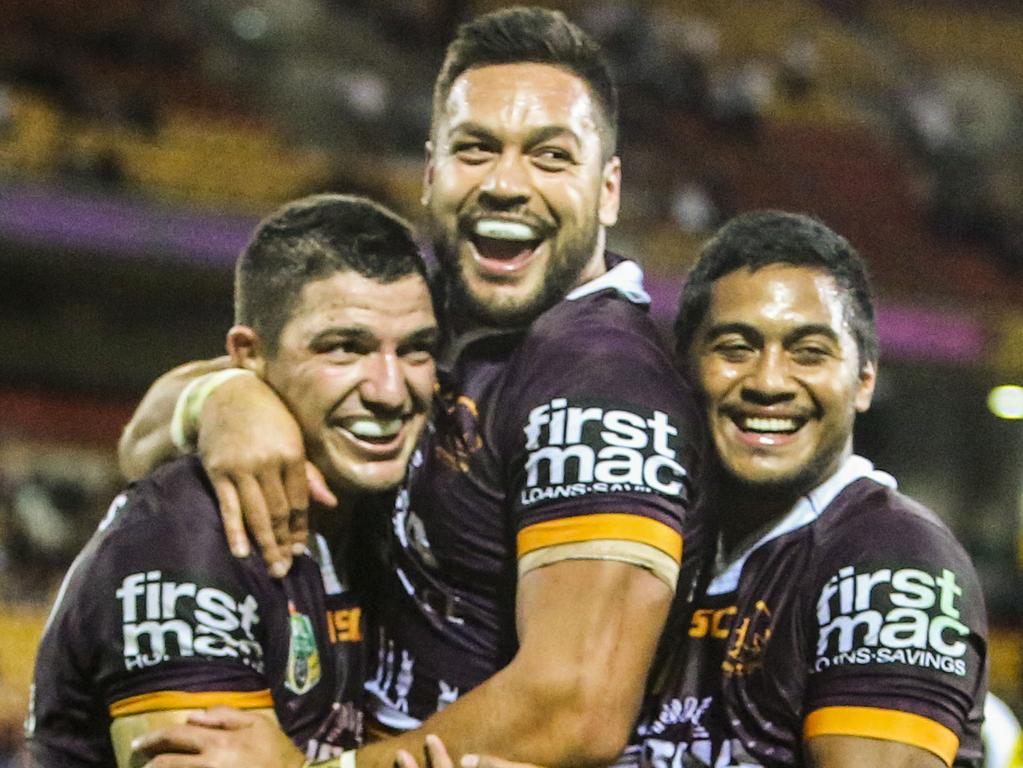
[1,0,1022,760]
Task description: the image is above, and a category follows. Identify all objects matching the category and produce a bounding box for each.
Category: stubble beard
[431,215,602,329]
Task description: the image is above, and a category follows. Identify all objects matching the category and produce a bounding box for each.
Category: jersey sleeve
[28,458,279,766]
[504,297,704,590]
[802,486,987,766]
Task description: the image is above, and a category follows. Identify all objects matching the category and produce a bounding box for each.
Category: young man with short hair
[633,211,987,768]
[26,194,438,767]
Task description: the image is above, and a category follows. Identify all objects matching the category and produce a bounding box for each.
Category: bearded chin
[433,221,602,328]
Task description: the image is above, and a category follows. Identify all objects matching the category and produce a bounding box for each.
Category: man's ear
[854,359,877,413]
[599,155,622,227]
[226,325,267,378]
[421,140,435,207]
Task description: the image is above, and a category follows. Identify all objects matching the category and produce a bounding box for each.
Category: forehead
[285,270,435,337]
[438,62,601,139]
[705,264,849,334]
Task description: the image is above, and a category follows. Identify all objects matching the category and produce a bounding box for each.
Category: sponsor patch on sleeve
[519,397,688,506]
[814,564,972,677]
[115,570,264,674]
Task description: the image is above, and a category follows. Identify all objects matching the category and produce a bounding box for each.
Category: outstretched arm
[357,558,672,768]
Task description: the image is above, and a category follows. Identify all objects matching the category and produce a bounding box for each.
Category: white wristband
[169,368,256,452]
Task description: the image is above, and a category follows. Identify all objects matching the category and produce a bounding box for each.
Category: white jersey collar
[706,455,896,596]
[566,258,651,306]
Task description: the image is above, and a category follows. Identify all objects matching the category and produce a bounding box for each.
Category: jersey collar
[566,256,651,306]
[706,455,897,596]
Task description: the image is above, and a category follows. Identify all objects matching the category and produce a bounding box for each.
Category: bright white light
[988,385,1023,420]
[233,7,269,41]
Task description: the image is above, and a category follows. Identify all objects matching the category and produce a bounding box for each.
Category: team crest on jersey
[814,564,970,677]
[285,602,321,695]
[434,393,483,471]
[520,397,687,506]
[723,599,773,677]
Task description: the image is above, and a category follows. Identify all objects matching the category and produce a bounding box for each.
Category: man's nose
[742,348,795,404]
[360,352,406,411]
[478,151,531,208]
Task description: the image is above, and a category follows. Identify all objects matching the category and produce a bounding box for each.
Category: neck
[573,229,609,288]
[717,482,799,557]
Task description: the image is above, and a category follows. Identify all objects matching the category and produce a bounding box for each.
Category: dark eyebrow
[308,326,378,348]
[400,326,441,350]
[783,324,841,346]
[703,322,841,347]
[449,122,581,148]
[524,125,581,148]
[704,322,762,344]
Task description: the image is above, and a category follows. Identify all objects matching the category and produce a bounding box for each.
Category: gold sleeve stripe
[804,706,959,766]
[109,689,273,718]
[518,539,680,591]
[517,513,683,562]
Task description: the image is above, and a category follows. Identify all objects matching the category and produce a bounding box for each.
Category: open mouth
[468,218,545,273]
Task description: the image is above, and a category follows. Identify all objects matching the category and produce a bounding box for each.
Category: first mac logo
[116,570,263,672]
[521,398,687,505]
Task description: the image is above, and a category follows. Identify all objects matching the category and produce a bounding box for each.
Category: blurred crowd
[1,0,1022,276]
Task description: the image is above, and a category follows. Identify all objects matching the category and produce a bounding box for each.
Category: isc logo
[521,398,687,504]
[116,570,262,671]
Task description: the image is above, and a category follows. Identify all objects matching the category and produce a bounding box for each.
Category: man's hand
[131,707,304,768]
[197,372,336,577]
[396,734,541,768]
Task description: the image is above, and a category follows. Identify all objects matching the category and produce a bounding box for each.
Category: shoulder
[529,289,665,354]
[815,478,974,568]
[50,456,242,627]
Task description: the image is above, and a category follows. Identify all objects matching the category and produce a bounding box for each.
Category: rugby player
[26,194,438,767]
[121,7,706,768]
[631,211,987,767]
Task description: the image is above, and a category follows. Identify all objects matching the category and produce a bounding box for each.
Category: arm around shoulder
[118,357,233,480]
[357,558,673,768]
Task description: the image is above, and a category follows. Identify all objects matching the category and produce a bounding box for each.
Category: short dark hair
[433,6,618,158]
[674,210,879,370]
[236,193,429,354]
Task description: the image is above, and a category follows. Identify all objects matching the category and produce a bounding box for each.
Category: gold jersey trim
[804,705,959,766]
[109,688,273,717]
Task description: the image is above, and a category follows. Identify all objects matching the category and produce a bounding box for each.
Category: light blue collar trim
[706,455,896,596]
[566,259,650,306]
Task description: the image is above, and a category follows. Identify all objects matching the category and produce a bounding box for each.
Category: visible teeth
[742,416,799,434]
[474,219,537,241]
[342,417,402,439]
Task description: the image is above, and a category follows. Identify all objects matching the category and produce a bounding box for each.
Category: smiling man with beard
[630,211,987,768]
[119,8,706,768]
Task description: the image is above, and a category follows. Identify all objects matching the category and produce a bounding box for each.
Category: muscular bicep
[805,734,948,768]
[110,706,277,767]
[515,557,672,720]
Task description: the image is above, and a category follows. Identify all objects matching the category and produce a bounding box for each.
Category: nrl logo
[285,602,322,695]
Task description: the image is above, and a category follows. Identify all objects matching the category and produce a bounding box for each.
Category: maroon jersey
[630,456,987,768]
[26,456,365,767]
[366,257,706,727]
